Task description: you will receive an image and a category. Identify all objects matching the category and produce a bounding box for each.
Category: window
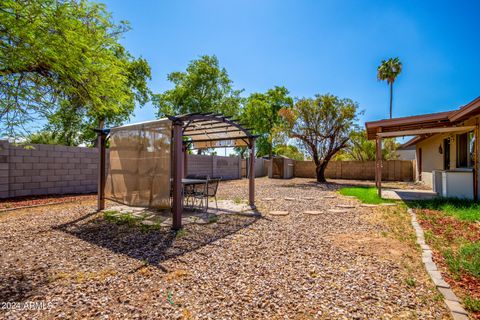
[456,131,475,168]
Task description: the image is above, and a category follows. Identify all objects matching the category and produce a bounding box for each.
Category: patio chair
[190,177,221,212]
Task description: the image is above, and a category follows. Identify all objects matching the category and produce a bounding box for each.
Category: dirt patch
[0,194,95,211]
[328,233,405,262]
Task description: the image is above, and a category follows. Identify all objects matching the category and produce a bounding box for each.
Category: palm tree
[377,57,402,119]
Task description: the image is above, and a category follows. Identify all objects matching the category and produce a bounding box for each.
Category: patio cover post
[474,120,479,202]
[172,121,184,230]
[375,129,382,197]
[248,138,255,208]
[96,130,107,211]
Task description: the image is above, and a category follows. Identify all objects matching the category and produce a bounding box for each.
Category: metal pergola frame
[95,113,258,230]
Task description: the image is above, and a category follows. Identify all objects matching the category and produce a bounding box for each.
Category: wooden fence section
[294,160,414,181]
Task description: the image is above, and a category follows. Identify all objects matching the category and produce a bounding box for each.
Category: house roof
[365,96,480,140]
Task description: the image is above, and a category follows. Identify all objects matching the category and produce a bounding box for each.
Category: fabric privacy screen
[105,119,172,208]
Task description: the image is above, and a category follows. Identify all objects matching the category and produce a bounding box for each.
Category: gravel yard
[0,178,449,319]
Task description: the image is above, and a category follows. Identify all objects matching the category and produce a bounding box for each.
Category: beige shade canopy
[105,119,172,208]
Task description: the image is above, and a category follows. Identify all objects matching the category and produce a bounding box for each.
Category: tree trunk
[315,162,328,183]
[389,82,393,119]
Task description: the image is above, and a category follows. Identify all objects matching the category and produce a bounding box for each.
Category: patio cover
[364,96,480,200]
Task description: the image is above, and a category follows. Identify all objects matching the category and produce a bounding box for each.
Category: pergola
[365,98,480,200]
[96,113,257,230]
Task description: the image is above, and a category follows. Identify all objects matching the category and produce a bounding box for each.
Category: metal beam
[184,128,245,136]
[188,135,257,143]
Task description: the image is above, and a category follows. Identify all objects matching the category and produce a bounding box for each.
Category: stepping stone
[303,197,315,200]
[284,197,295,201]
[380,203,397,206]
[323,195,336,199]
[304,210,323,215]
[262,198,275,201]
[336,204,356,208]
[328,209,348,213]
[160,219,172,227]
[141,220,155,226]
[132,212,146,218]
[360,204,378,207]
[269,210,289,216]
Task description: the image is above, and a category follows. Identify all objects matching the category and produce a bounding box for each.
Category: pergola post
[172,121,184,230]
[248,138,255,208]
[375,129,382,198]
[97,130,107,211]
[183,143,188,178]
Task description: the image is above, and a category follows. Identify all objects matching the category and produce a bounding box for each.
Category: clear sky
[102,0,480,126]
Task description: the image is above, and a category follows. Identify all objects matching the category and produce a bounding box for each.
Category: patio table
[182,179,208,211]
[182,178,208,185]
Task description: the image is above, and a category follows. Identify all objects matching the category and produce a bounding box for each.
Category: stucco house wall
[415,114,479,192]
[416,134,446,186]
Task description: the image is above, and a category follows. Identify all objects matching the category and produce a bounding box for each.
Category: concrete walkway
[382,188,437,201]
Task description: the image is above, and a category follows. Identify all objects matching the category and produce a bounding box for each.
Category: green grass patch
[409,197,480,222]
[103,210,143,227]
[175,229,187,239]
[444,242,480,280]
[405,277,416,287]
[339,187,392,204]
[464,295,480,312]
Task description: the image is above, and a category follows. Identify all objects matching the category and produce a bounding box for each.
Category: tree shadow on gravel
[53,211,262,271]
[0,267,52,303]
[277,180,338,190]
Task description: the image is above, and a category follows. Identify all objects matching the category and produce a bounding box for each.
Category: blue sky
[102,0,479,126]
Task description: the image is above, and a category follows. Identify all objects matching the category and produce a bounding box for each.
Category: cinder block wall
[187,154,241,179]
[0,140,9,198]
[0,141,243,199]
[0,141,99,198]
[294,160,414,181]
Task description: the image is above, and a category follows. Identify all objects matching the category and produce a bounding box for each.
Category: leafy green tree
[153,55,242,118]
[240,86,293,158]
[0,0,151,140]
[335,127,399,161]
[377,57,402,119]
[274,144,304,160]
[279,94,358,182]
[24,131,64,145]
